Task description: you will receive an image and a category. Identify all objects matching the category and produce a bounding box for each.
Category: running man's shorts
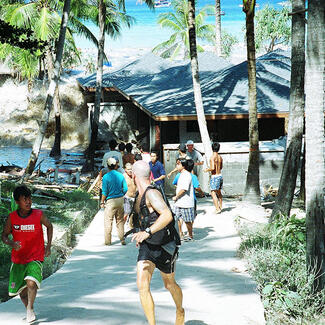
[8,261,43,296]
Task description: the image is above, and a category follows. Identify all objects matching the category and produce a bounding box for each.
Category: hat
[186,140,194,146]
[107,157,117,167]
[178,143,187,152]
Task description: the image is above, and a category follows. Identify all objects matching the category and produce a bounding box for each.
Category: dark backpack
[126,185,181,247]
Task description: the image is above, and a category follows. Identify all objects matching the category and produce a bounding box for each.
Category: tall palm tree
[271,0,305,220]
[82,0,106,172]
[187,0,212,164]
[215,0,222,56]
[82,0,148,172]
[242,0,260,205]
[305,0,325,292]
[153,0,214,59]
[25,0,71,175]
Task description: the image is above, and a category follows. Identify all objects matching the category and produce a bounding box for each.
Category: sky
[74,0,286,50]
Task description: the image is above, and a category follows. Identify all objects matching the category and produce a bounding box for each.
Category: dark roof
[78,49,290,119]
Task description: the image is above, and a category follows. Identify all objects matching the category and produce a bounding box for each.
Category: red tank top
[10,209,45,264]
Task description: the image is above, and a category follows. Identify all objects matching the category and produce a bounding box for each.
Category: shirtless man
[205,142,223,213]
[131,160,184,325]
[123,163,137,223]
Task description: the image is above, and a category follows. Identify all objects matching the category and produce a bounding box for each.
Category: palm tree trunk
[49,86,62,157]
[46,50,62,158]
[242,0,260,204]
[271,0,305,220]
[25,0,71,175]
[299,137,305,202]
[82,0,106,172]
[305,0,325,292]
[215,0,222,56]
[187,0,212,164]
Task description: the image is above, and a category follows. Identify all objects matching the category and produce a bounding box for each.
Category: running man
[205,142,223,213]
[131,160,184,325]
[1,185,53,323]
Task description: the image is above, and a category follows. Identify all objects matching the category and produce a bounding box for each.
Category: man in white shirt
[172,158,195,240]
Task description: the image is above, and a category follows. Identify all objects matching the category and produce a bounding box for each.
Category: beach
[74,0,285,70]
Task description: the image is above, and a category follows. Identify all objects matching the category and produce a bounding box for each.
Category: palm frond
[69,16,99,48]
[2,3,37,29]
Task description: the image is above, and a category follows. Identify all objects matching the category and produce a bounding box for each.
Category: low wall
[163,141,285,196]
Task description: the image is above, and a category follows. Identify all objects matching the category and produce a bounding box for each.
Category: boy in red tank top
[1,185,53,323]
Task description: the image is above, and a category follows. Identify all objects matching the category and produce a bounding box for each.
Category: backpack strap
[142,184,181,247]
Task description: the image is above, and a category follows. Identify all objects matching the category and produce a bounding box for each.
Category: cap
[186,140,194,146]
[178,143,187,152]
[107,157,117,167]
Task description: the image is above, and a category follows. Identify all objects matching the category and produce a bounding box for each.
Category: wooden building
[77,50,290,152]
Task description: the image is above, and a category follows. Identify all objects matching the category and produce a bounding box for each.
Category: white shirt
[175,170,194,208]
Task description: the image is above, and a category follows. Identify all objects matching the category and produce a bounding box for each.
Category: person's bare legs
[216,189,222,212]
[211,190,221,213]
[160,271,184,325]
[26,279,37,322]
[184,222,193,239]
[177,219,184,239]
[19,287,28,308]
[137,260,156,325]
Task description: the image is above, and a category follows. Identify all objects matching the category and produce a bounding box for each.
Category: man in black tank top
[131,160,185,325]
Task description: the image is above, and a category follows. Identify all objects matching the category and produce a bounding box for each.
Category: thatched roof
[78,49,290,120]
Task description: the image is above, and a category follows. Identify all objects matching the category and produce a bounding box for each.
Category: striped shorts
[173,206,195,222]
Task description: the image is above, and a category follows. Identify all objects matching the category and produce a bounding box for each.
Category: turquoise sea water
[75,0,285,50]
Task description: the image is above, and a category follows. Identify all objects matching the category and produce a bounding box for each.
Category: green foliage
[269,214,305,252]
[239,215,325,324]
[255,3,291,52]
[152,0,214,59]
[0,19,48,52]
[221,30,238,58]
[205,28,239,58]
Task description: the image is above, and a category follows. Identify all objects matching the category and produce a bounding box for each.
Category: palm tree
[187,0,212,164]
[271,0,305,220]
[49,86,62,157]
[1,0,82,159]
[215,0,222,56]
[25,0,71,175]
[242,0,260,205]
[82,0,148,172]
[82,0,106,173]
[305,0,325,292]
[152,0,214,59]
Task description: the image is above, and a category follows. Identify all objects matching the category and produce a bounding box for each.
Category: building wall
[163,141,285,196]
[177,118,286,144]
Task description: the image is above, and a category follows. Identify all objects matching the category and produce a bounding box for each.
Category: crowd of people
[97,139,223,324]
[1,139,223,325]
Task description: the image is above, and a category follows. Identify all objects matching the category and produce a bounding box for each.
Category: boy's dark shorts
[138,242,178,274]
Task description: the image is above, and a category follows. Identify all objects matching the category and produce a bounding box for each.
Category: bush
[239,215,325,324]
